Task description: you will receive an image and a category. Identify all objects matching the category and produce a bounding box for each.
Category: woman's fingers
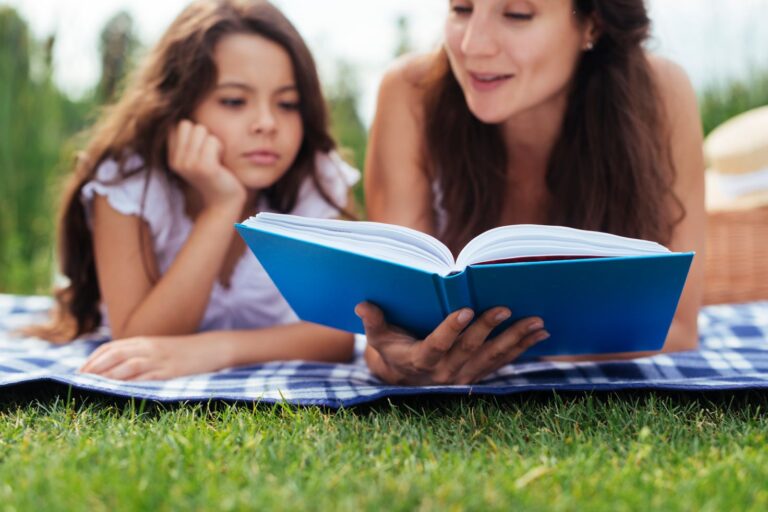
[413,308,474,371]
[441,307,511,376]
[355,302,396,346]
[455,318,549,384]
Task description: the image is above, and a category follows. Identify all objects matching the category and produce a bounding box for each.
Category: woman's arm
[79,323,354,380]
[650,55,706,352]
[360,55,547,385]
[365,55,435,232]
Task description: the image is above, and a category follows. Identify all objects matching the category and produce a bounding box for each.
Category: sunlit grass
[1,392,767,511]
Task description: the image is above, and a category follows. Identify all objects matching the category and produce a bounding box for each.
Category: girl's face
[444,0,594,124]
[193,33,303,190]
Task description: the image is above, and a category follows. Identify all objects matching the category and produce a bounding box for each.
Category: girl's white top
[81,152,359,332]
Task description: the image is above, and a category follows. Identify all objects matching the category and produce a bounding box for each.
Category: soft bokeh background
[1,0,768,294]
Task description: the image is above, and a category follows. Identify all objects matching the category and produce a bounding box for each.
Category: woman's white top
[81,152,360,332]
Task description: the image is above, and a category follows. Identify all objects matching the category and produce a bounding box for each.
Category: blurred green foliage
[0,7,94,294]
[700,68,768,136]
[326,61,367,214]
[98,11,139,103]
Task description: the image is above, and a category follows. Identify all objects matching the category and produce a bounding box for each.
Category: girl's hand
[78,335,232,381]
[356,302,549,386]
[168,119,246,209]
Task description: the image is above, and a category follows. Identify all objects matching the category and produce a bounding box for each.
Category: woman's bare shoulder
[646,54,697,114]
[378,51,439,104]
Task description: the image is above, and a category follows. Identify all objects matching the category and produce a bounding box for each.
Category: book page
[243,213,455,274]
[455,224,670,270]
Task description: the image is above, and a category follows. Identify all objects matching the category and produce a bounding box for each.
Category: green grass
[2,392,768,511]
[699,68,768,136]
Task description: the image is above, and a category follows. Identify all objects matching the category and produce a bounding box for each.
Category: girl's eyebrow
[216,82,297,93]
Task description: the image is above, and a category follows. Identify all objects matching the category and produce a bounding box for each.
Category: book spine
[432,271,474,318]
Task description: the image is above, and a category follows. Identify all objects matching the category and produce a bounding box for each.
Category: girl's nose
[461,16,499,57]
[250,106,277,134]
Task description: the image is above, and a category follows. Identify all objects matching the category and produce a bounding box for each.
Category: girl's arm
[650,55,706,352]
[93,121,247,339]
[79,323,354,381]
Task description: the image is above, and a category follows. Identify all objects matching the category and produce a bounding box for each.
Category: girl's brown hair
[41,0,344,341]
[424,0,683,254]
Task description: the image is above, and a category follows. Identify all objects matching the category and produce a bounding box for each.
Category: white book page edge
[244,213,455,274]
[456,224,669,269]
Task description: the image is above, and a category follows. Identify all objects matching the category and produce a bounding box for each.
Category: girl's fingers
[199,133,225,172]
[132,370,165,382]
[101,357,152,381]
[441,307,511,376]
[79,340,138,375]
[414,308,474,370]
[455,318,548,385]
[184,124,209,168]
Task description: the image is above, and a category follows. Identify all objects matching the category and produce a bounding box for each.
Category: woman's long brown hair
[38,0,344,341]
[424,0,683,254]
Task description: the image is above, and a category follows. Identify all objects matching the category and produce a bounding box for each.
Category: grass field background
[2,391,768,511]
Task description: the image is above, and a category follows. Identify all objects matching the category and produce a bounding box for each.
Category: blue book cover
[235,214,693,359]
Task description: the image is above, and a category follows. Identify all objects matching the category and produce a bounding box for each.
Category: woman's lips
[243,150,279,165]
[468,72,514,92]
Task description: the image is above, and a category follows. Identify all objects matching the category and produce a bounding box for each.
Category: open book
[236,213,694,358]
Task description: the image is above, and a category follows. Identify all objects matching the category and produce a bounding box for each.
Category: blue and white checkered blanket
[2,294,768,407]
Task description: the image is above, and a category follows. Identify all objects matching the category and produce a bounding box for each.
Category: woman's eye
[219,98,245,108]
[278,101,301,111]
[504,12,534,20]
[451,5,472,15]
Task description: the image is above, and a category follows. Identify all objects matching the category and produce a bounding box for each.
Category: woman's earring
[584,41,594,51]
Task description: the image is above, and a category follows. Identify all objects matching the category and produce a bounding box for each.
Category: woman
[356,0,705,385]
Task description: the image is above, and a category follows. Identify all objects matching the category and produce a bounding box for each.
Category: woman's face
[193,33,304,191]
[444,0,594,124]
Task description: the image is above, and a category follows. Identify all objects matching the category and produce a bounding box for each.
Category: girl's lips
[468,72,513,92]
[243,150,279,165]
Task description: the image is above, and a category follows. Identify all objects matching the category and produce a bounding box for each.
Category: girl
[38,0,359,380]
[357,0,706,385]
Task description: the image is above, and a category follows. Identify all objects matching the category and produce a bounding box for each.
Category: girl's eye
[219,98,245,108]
[278,101,301,111]
[504,12,534,21]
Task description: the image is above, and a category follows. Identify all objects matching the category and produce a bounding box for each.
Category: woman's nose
[461,16,499,57]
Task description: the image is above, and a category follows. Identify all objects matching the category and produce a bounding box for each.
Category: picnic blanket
[2,294,768,407]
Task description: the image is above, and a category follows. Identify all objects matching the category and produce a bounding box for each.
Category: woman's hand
[356,302,550,386]
[168,119,246,209]
[78,334,232,381]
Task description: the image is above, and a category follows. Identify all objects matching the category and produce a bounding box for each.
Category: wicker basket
[704,206,768,304]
